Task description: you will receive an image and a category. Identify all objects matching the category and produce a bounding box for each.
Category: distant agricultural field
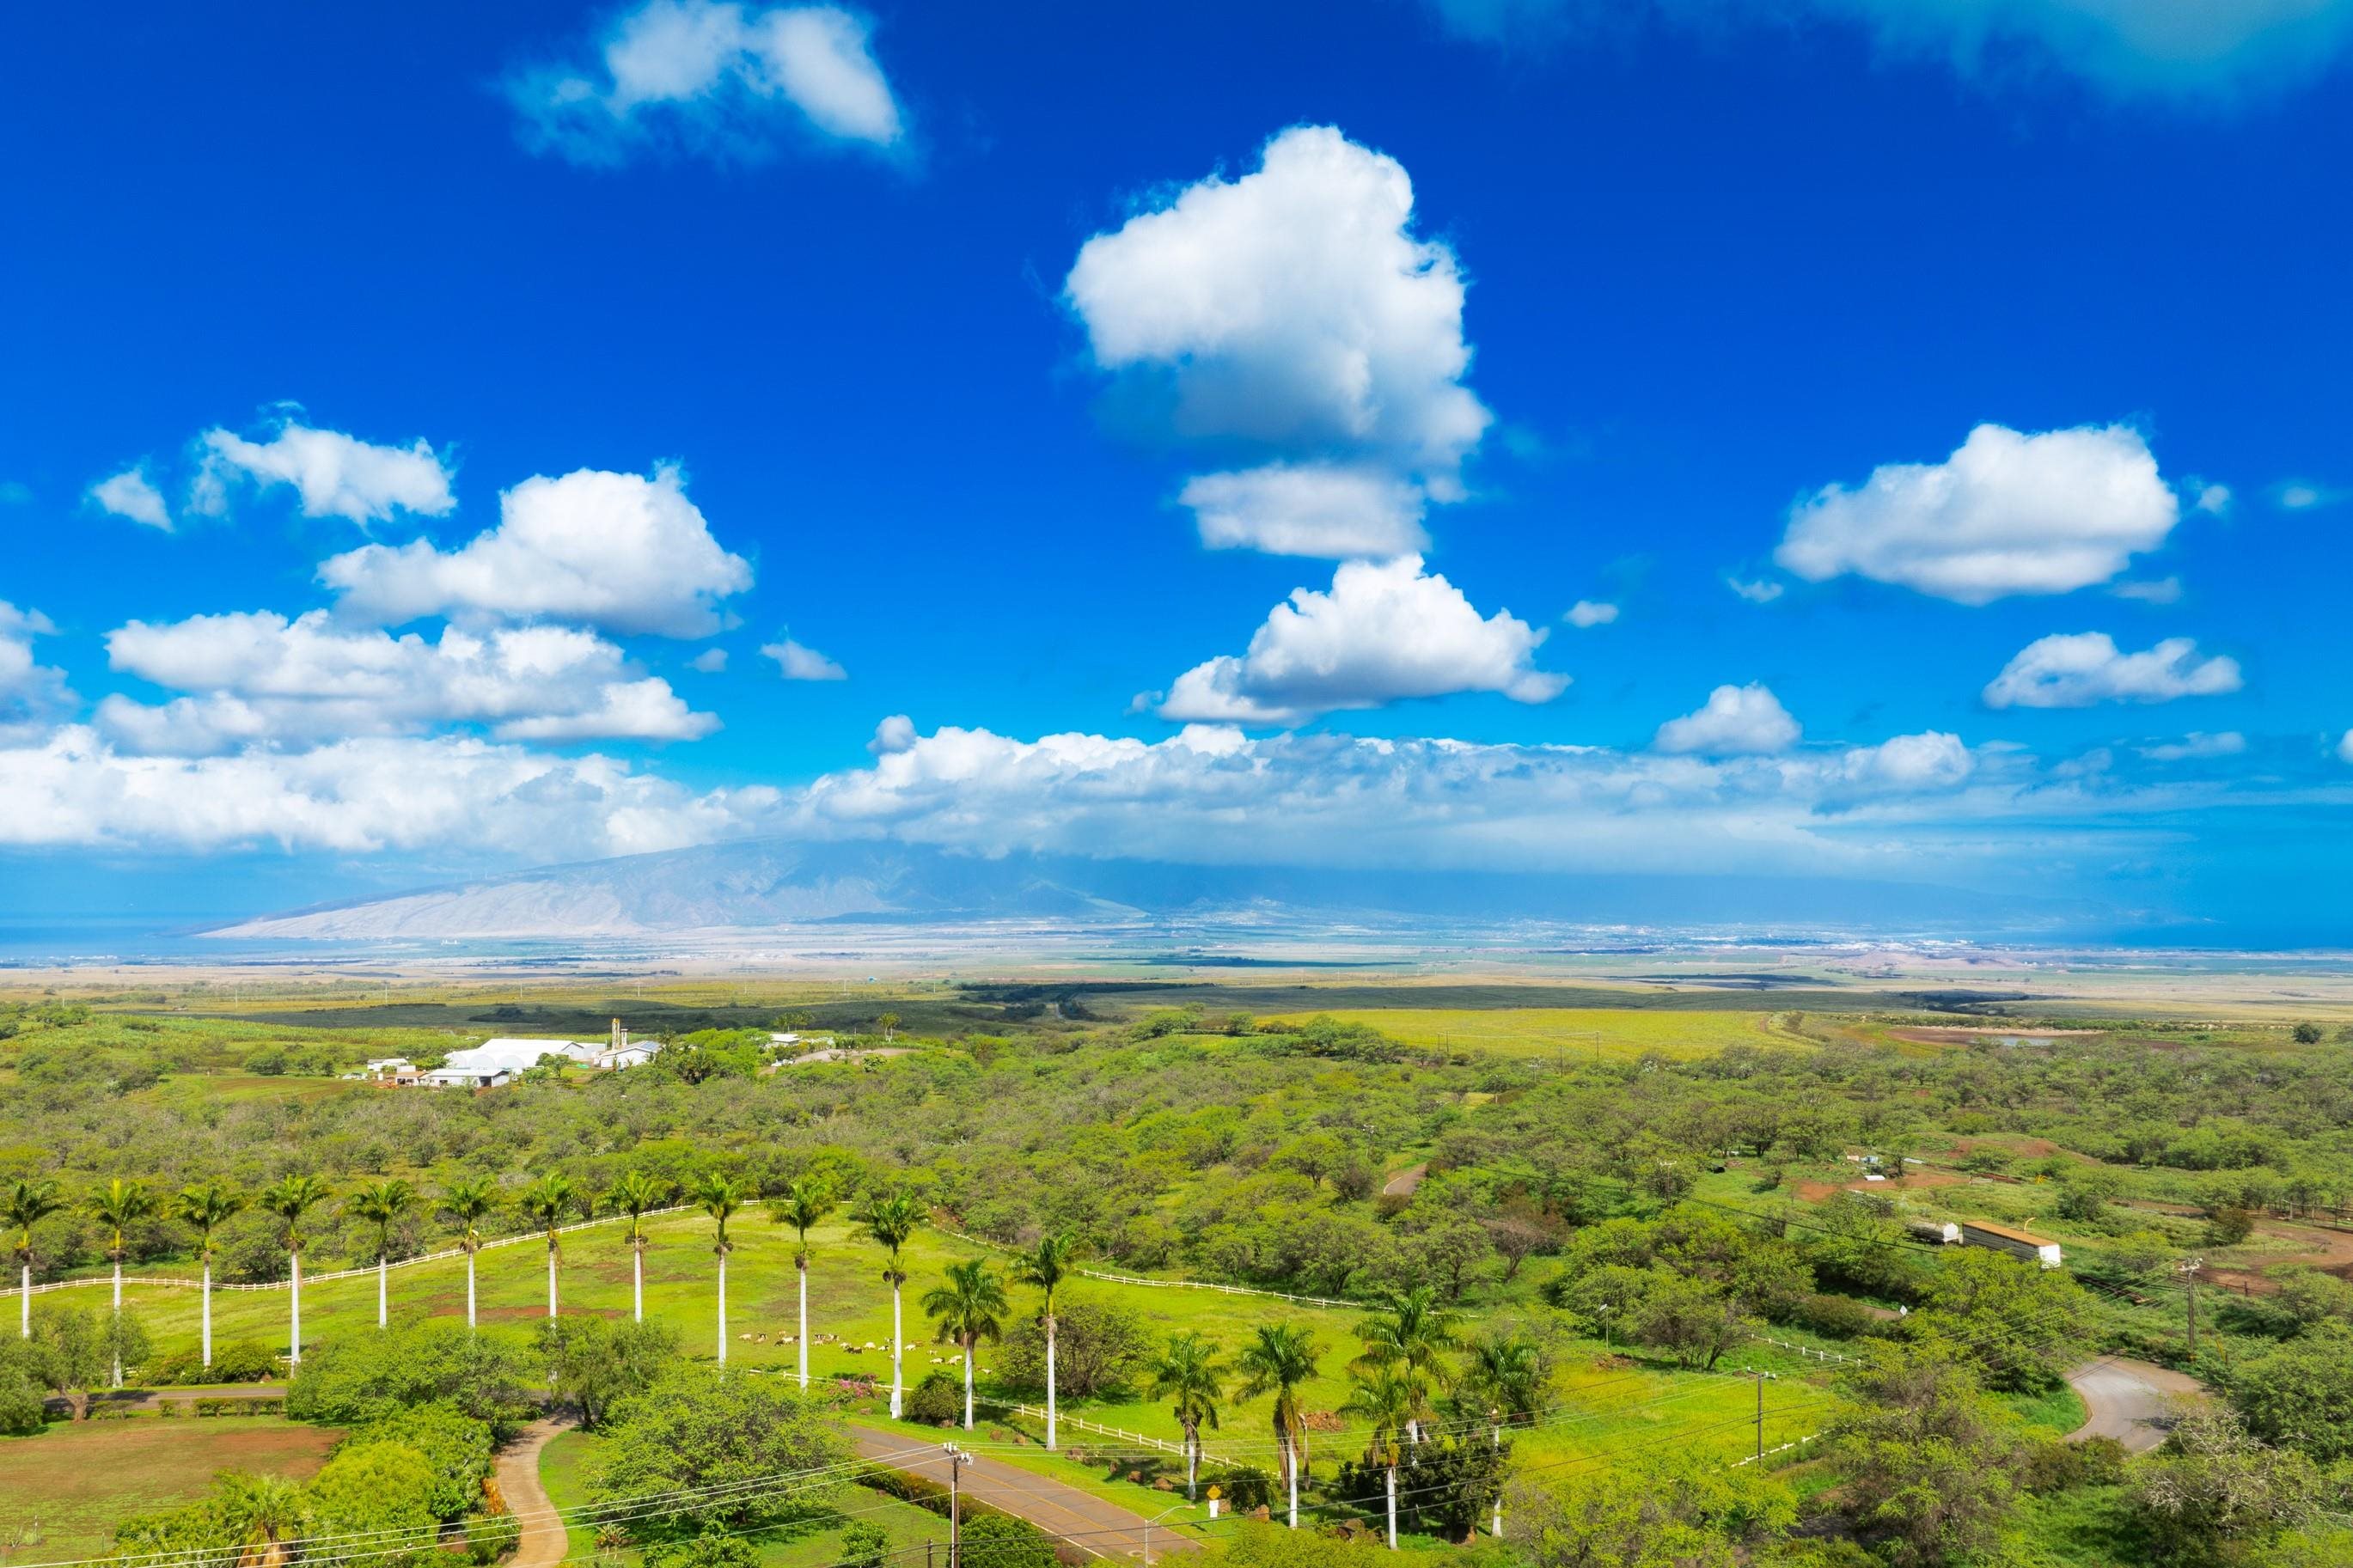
[1261,1008,1810,1061]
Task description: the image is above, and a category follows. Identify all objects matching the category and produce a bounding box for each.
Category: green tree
[2132,1406,2322,1564]
[591,1362,852,1534]
[2226,1323,2353,1461]
[922,1258,1010,1431]
[1146,1330,1227,1501]
[1629,1272,1750,1371]
[606,1169,671,1324]
[772,1178,835,1390]
[1343,1361,1415,1548]
[1508,1444,1794,1568]
[1015,1230,1079,1449]
[690,1171,744,1365]
[860,1192,923,1419]
[838,1521,889,1568]
[6,1176,65,1340]
[1828,1342,2024,1567]
[438,1177,498,1331]
[285,1319,535,1440]
[309,1438,442,1568]
[1354,1285,1458,1442]
[1913,1248,2091,1391]
[518,1172,579,1319]
[258,1174,331,1366]
[958,1512,1056,1568]
[87,1177,159,1384]
[1235,1322,1323,1529]
[342,1401,498,1520]
[345,1178,415,1331]
[537,1315,682,1428]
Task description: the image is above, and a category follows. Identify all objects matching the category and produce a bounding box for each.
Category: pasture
[0,1415,341,1564]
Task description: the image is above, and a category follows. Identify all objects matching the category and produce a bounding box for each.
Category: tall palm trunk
[962,1331,975,1430]
[716,1251,728,1365]
[376,1252,389,1329]
[1044,1312,1058,1450]
[465,1248,477,1329]
[1490,1423,1502,1536]
[288,1249,303,1364]
[546,1242,558,1318]
[889,1280,902,1419]
[200,1257,213,1367]
[1285,1431,1299,1529]
[111,1254,123,1385]
[796,1258,809,1389]
[1384,1462,1397,1550]
[20,1261,31,1339]
[1183,1421,1199,1501]
[633,1241,644,1323]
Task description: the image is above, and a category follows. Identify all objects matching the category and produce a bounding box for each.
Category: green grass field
[1259,1007,1811,1062]
[44,1206,1835,1475]
[0,1415,342,1563]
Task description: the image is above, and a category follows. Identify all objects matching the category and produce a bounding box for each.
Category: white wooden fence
[996,1402,1239,1467]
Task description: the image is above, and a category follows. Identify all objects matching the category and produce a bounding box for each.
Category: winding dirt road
[498,1418,575,1568]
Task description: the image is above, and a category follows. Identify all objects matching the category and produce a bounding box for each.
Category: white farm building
[419,1020,656,1088]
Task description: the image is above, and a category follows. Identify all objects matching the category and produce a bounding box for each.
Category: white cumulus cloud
[1983,632,2243,708]
[1727,577,1784,605]
[1066,125,1489,558]
[1565,601,1619,628]
[1176,465,1430,558]
[763,638,846,680]
[320,464,753,638]
[510,0,905,165]
[2139,731,2246,761]
[1776,424,2179,604]
[193,419,455,526]
[98,610,718,752]
[1154,556,1564,727]
[0,603,75,741]
[89,467,173,530]
[689,648,729,673]
[1654,683,1802,755]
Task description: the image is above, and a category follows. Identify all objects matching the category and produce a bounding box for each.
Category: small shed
[1959,1218,2064,1269]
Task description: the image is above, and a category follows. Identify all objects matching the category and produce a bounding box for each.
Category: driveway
[2065,1358,2205,1454]
[848,1424,1199,1559]
[498,1418,575,1568]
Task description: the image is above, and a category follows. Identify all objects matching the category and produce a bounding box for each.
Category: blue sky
[3,0,2350,940]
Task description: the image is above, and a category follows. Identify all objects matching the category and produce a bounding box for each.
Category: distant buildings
[398,1019,659,1089]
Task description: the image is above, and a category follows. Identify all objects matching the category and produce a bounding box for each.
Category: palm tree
[772,1179,835,1390]
[1146,1331,1227,1501]
[605,1170,669,1323]
[258,1174,331,1366]
[1016,1232,1080,1450]
[921,1259,1010,1431]
[689,1171,743,1365]
[170,1181,245,1367]
[221,1471,309,1568]
[88,1178,160,1384]
[1354,1286,1458,1443]
[344,1179,414,1330]
[438,1177,497,1330]
[517,1173,578,1319]
[4,1177,64,1340]
[1343,1364,1415,1550]
[1235,1322,1323,1529]
[860,1193,923,1418]
[1458,1332,1543,1537]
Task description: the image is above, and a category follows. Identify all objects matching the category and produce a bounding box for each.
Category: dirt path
[1382,1164,1427,1198]
[2065,1358,2204,1454]
[498,1418,575,1568]
[847,1424,1198,1559]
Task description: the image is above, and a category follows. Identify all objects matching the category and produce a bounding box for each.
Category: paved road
[848,1424,1199,1559]
[499,1418,574,1568]
[2066,1358,2204,1454]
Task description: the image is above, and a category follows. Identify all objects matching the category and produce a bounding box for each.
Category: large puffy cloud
[1654,683,1801,755]
[98,610,717,752]
[0,603,75,742]
[1775,424,2179,603]
[1427,0,2353,100]
[320,465,753,637]
[1154,556,1564,727]
[1066,125,1489,557]
[193,419,455,525]
[1983,631,2243,708]
[510,0,905,165]
[0,727,779,858]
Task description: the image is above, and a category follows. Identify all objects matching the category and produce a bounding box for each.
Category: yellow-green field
[1262,1008,1812,1061]
[0,1416,343,1562]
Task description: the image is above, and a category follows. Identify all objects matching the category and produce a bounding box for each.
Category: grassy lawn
[0,1415,341,1564]
[1257,1008,1807,1062]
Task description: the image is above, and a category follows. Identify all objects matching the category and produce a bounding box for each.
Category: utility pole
[2178,1256,2204,1358]
[1751,1369,1776,1461]
[944,1443,971,1568]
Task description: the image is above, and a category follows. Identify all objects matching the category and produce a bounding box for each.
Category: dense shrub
[905,1370,962,1425]
[286,1321,535,1439]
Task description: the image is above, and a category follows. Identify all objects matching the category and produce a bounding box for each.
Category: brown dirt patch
[0,1415,339,1563]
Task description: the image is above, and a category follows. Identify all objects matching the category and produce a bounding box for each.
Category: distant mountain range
[199,837,2093,943]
